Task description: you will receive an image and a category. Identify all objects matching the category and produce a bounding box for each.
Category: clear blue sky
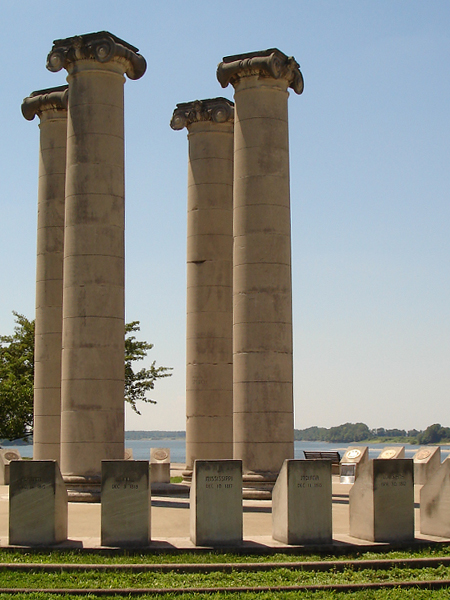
[1,1,449,432]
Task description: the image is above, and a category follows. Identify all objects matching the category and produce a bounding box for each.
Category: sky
[0,1,449,433]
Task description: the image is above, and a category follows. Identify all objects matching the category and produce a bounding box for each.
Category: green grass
[1,593,450,600]
[170,476,183,483]
[1,547,450,599]
[0,545,450,564]
[1,564,450,589]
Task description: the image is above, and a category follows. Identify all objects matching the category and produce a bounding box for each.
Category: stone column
[217,49,303,494]
[46,32,146,499]
[171,99,234,480]
[22,86,68,463]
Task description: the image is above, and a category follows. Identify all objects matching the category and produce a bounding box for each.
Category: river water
[13,439,450,463]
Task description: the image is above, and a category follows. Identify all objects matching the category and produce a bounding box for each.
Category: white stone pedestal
[420,456,450,537]
[349,459,414,542]
[190,460,242,546]
[101,460,151,547]
[272,459,332,545]
[9,460,67,545]
[414,446,441,485]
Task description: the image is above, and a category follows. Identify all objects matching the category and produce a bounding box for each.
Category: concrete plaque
[414,446,440,485]
[340,447,368,483]
[420,456,450,537]
[124,448,133,460]
[101,460,150,547]
[377,446,405,459]
[150,447,170,484]
[349,459,414,542]
[0,449,21,485]
[190,460,242,546]
[272,460,332,545]
[9,460,67,545]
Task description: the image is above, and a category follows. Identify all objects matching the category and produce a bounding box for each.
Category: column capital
[21,85,68,121]
[170,97,234,131]
[217,48,304,95]
[46,31,146,80]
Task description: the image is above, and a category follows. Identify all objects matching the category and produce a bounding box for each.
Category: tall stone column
[46,32,146,499]
[217,49,304,494]
[171,99,234,480]
[22,86,68,463]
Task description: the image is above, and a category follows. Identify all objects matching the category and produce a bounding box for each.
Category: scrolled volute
[217,48,304,95]
[21,85,68,121]
[170,97,234,131]
[46,31,146,80]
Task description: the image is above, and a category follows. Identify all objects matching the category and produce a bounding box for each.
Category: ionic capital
[170,98,234,131]
[21,85,68,121]
[217,48,304,95]
[46,31,146,80]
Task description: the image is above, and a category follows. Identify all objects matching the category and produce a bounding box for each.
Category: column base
[182,468,193,484]
[63,475,101,502]
[242,471,278,500]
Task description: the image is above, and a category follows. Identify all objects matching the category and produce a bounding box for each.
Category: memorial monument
[22,86,68,463]
[171,99,234,480]
[9,460,68,546]
[46,31,146,499]
[190,459,242,546]
[217,49,303,494]
[272,459,332,545]
[420,456,450,538]
[349,459,414,542]
[414,446,441,485]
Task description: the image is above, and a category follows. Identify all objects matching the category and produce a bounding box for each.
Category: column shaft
[217,49,303,482]
[46,32,146,492]
[171,99,234,476]
[22,86,68,463]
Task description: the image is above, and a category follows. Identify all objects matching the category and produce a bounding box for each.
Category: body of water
[11,439,450,463]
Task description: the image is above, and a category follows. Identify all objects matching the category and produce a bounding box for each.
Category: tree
[124,321,172,415]
[0,313,34,441]
[0,313,171,440]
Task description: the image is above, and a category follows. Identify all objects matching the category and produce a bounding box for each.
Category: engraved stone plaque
[414,446,440,485]
[349,459,414,542]
[190,460,242,546]
[9,460,67,545]
[150,448,170,484]
[0,448,21,485]
[378,446,405,459]
[101,460,151,547]
[272,460,332,545]
[340,447,368,482]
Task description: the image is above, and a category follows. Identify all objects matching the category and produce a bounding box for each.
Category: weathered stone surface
[9,460,67,545]
[272,460,332,545]
[22,86,68,464]
[216,50,302,485]
[420,456,450,537]
[0,449,21,485]
[172,98,234,478]
[190,460,242,546]
[377,446,405,459]
[101,460,150,546]
[47,32,146,494]
[150,448,170,484]
[414,446,441,485]
[340,447,369,483]
[349,459,414,542]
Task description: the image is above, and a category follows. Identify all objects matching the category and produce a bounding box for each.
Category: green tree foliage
[0,313,172,440]
[295,422,371,443]
[0,313,34,441]
[417,423,450,445]
[124,321,172,415]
